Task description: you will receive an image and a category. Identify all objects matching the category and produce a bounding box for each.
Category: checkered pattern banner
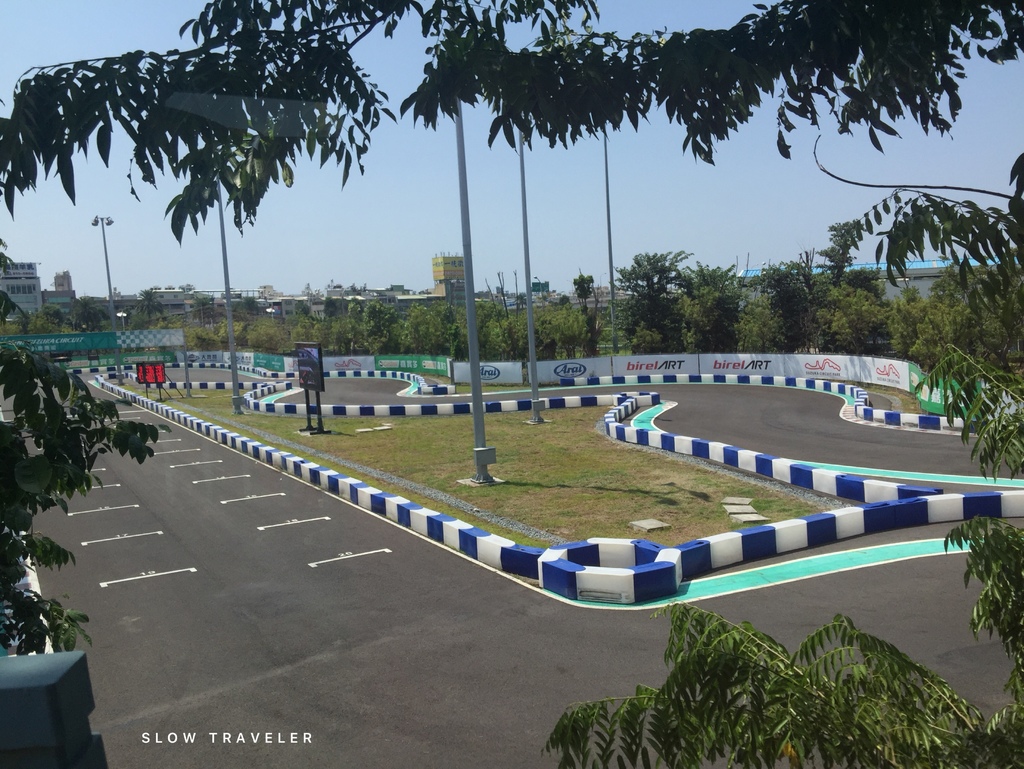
[116,328,185,348]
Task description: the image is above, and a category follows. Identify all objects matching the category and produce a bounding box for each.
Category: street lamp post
[517,131,544,424]
[92,216,123,385]
[116,311,127,330]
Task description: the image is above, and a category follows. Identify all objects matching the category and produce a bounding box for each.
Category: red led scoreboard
[136,362,167,385]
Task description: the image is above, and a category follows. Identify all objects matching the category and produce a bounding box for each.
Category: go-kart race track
[29,368,1017,768]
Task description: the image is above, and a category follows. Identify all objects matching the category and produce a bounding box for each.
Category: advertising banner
[64,350,176,368]
[452,361,523,385]
[253,352,285,372]
[535,357,613,382]
[2,331,118,353]
[611,354,699,376]
[698,354,783,376]
[375,355,450,377]
[324,355,375,371]
[295,343,325,392]
[235,351,255,367]
[177,351,225,365]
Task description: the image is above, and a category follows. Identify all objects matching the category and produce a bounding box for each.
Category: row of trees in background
[6,221,1018,370]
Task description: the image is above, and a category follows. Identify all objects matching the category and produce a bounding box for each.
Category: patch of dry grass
[152,388,827,547]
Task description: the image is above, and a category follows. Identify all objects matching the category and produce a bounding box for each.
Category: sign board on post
[135,362,167,385]
[295,343,325,392]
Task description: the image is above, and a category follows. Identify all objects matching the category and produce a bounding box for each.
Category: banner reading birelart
[295,343,325,392]
[452,361,523,385]
[611,354,699,376]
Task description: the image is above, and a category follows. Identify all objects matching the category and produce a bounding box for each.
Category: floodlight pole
[603,132,618,356]
[215,186,244,414]
[517,131,544,424]
[92,216,123,386]
[455,103,495,483]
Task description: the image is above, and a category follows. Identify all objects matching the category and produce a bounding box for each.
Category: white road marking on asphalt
[220,493,287,505]
[308,548,391,568]
[69,504,141,516]
[257,517,331,531]
[154,448,202,455]
[82,531,163,546]
[193,475,251,484]
[156,438,182,443]
[93,483,122,489]
[169,460,223,468]
[117,410,148,415]
[100,568,197,588]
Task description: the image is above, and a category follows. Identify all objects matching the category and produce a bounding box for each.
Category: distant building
[41,270,77,312]
[432,253,466,304]
[1,261,42,315]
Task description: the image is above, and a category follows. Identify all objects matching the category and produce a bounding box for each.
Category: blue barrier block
[426,513,457,542]
[615,425,626,441]
[790,464,815,489]
[549,397,566,409]
[919,415,942,430]
[785,377,797,386]
[863,407,874,420]
[458,527,491,559]
[389,405,407,416]
[485,401,502,413]
[803,513,838,546]
[542,560,584,600]
[884,411,902,426]
[737,375,750,384]
[558,541,601,567]
[685,374,700,383]
[265,404,276,413]
[804,379,816,389]
[822,381,832,392]
[898,485,941,499]
[963,492,1003,519]
[663,375,680,383]
[453,403,471,414]
[713,374,726,384]
[636,429,649,446]
[327,475,341,495]
[678,540,712,579]
[632,540,665,566]
[358,405,374,416]
[835,474,867,502]
[740,526,777,560]
[501,545,543,580]
[862,502,896,533]
[633,562,679,603]
[762,376,775,385]
[284,404,298,414]
[370,492,391,515]
[611,376,626,385]
[659,434,676,451]
[722,446,740,467]
[691,439,710,459]
[348,481,367,504]
[755,454,777,477]
[637,375,652,384]
[891,497,930,528]
[421,404,438,415]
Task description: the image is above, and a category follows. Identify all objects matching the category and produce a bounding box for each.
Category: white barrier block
[772,519,809,553]
[831,507,866,538]
[409,507,437,536]
[862,478,900,503]
[588,538,637,568]
[654,548,683,586]
[441,518,474,549]
[771,458,794,483]
[705,532,743,569]
[383,495,413,523]
[737,450,759,473]
[811,468,838,496]
[708,442,727,463]
[355,486,382,509]
[926,494,968,523]
[475,534,516,570]
[575,567,635,604]
[999,491,1024,519]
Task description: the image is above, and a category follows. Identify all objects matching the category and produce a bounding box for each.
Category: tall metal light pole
[215,185,244,414]
[517,131,544,424]
[603,132,618,357]
[455,103,496,484]
[91,216,123,385]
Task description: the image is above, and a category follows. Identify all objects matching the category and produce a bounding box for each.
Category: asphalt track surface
[30,376,1014,768]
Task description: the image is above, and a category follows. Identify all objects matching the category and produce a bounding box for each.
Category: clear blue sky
[2,1,1022,299]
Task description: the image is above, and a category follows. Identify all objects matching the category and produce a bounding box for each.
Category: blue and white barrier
[97,378,1008,607]
[601,393,940,503]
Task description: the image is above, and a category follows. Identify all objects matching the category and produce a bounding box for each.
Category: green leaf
[15,455,53,494]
